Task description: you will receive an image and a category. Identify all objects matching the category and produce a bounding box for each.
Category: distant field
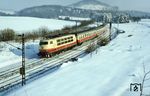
[0,16,75,33]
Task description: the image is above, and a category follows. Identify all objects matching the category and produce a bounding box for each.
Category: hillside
[17,5,92,18]
[123,10,150,17]
[0,9,15,15]
[0,11,11,16]
[68,0,117,11]
[6,0,150,19]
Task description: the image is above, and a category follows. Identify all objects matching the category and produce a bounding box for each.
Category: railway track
[0,26,116,94]
[0,40,91,92]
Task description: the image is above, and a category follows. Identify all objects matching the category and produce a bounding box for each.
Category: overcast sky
[0,0,149,12]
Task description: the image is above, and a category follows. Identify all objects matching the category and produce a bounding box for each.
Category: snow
[76,4,106,10]
[0,16,76,33]
[0,41,39,68]
[69,0,112,11]
[2,20,150,96]
[141,19,150,22]
[0,9,15,15]
[58,16,91,21]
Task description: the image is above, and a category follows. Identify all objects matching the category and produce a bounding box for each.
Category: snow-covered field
[0,16,76,68]
[0,16,76,33]
[2,20,150,96]
[0,41,39,68]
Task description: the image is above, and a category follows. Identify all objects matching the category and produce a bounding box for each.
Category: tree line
[0,20,94,42]
[0,27,58,42]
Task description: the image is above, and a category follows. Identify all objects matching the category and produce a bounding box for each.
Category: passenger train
[39,24,110,57]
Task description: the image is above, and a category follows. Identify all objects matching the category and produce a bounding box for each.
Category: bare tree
[0,28,16,41]
[140,63,150,96]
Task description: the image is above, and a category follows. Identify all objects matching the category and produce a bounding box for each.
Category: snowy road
[3,20,150,96]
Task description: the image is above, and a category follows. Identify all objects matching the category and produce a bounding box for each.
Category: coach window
[57,39,60,42]
[62,42,65,44]
[50,41,53,44]
[59,42,62,45]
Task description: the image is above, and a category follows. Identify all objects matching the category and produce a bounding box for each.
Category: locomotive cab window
[40,41,48,45]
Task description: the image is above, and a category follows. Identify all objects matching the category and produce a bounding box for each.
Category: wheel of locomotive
[46,53,49,58]
[48,54,50,58]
